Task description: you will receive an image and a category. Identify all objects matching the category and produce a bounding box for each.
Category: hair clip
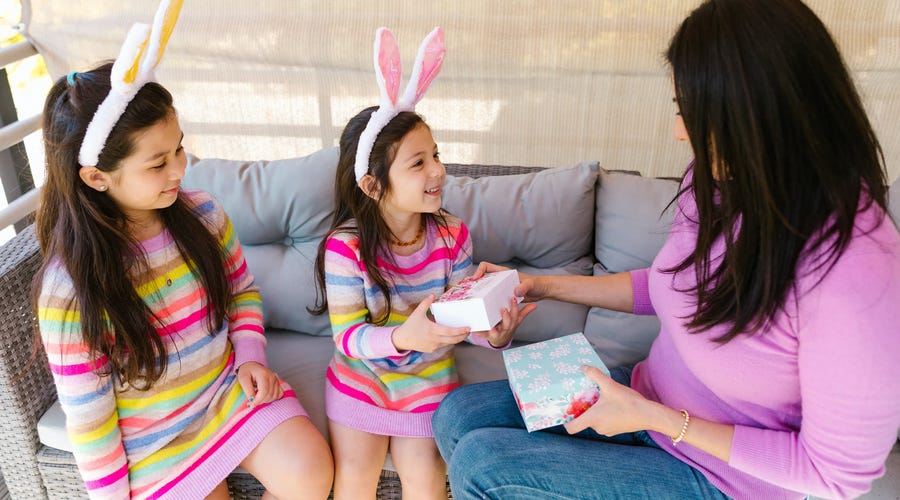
[354,26,445,183]
[77,0,183,167]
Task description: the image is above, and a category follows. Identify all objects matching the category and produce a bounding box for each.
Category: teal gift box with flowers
[503,332,609,432]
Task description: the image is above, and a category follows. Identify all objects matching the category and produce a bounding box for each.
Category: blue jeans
[433,367,731,500]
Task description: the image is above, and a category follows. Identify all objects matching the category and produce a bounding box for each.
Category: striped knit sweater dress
[323,215,499,437]
[38,190,306,500]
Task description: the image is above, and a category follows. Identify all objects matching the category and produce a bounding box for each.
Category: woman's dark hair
[33,62,230,389]
[665,0,887,342]
[311,106,452,323]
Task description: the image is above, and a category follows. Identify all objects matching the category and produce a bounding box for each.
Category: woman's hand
[393,294,471,353]
[472,261,546,303]
[472,296,537,347]
[237,361,284,409]
[563,365,660,437]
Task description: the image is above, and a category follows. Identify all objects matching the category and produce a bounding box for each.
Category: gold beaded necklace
[391,219,425,247]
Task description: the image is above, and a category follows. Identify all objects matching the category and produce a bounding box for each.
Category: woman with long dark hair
[433,1,900,498]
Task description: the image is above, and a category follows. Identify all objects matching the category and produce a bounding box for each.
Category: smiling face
[379,122,445,218]
[82,114,187,228]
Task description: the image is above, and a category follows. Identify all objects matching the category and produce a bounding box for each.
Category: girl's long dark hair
[33,62,230,389]
[665,0,887,342]
[311,107,451,323]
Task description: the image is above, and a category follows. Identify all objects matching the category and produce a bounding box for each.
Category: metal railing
[0,39,43,234]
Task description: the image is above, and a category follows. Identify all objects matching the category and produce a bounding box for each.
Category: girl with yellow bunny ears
[33,1,333,498]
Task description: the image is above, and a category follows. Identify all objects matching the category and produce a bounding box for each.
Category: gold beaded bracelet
[671,409,691,446]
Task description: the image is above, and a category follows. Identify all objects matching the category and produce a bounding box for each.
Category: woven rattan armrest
[0,225,57,499]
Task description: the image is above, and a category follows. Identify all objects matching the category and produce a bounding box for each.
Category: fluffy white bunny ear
[374,27,402,107]
[141,0,183,75]
[354,26,446,183]
[111,23,152,91]
[400,27,445,109]
[78,0,183,167]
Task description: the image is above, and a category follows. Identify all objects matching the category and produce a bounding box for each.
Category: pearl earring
[98,185,108,192]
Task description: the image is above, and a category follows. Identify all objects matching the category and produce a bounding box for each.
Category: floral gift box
[502,332,609,432]
[430,269,521,331]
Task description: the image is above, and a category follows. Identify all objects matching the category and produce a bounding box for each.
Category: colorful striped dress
[323,215,500,437]
[38,190,306,500]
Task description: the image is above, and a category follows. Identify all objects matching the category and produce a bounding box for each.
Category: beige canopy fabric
[23,0,900,181]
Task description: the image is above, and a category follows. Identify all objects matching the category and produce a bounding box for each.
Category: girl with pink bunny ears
[312,27,534,499]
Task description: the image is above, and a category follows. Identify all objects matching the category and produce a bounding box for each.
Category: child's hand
[236,361,284,409]
[393,294,471,353]
[471,261,511,279]
[472,296,537,347]
[473,262,542,303]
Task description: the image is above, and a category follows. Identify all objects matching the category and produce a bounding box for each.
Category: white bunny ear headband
[354,26,446,183]
[77,0,183,167]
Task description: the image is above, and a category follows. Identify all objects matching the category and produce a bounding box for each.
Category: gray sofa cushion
[595,169,680,273]
[265,331,333,439]
[184,153,600,338]
[182,147,340,336]
[443,161,599,268]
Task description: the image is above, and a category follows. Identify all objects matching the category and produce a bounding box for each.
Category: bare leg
[329,420,389,500]
[390,436,448,500]
[240,416,333,500]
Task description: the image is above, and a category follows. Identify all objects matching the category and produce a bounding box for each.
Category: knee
[434,381,516,461]
[278,437,334,499]
[434,384,471,424]
[394,450,447,493]
[307,438,335,491]
[433,386,473,458]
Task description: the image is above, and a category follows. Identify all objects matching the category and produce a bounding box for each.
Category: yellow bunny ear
[147,0,184,70]
[116,0,183,87]
[78,0,184,167]
[120,26,151,85]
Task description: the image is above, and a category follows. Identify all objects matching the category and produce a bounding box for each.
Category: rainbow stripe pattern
[38,190,304,499]
[323,215,478,436]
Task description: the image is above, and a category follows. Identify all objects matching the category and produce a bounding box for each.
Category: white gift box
[430,269,521,331]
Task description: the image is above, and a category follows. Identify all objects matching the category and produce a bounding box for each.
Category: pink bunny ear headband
[354,26,446,183]
[77,0,183,167]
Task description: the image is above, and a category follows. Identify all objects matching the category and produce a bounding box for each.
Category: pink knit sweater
[630,185,900,499]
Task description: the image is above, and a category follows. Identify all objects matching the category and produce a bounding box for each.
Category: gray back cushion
[595,169,680,273]
[182,147,339,336]
[183,150,599,341]
[588,170,680,367]
[585,265,662,368]
[443,162,599,268]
